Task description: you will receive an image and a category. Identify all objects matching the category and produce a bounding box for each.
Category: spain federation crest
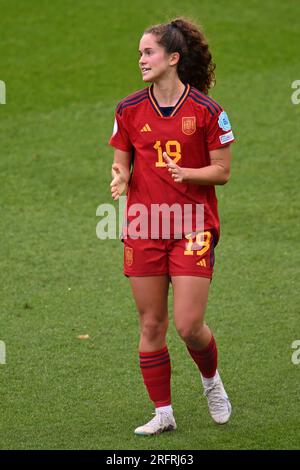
[182,116,196,135]
[125,246,133,267]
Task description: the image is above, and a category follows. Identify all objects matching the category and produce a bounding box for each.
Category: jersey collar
[148,84,190,118]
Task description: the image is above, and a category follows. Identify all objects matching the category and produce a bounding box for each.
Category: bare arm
[163,145,232,186]
[110,149,132,200]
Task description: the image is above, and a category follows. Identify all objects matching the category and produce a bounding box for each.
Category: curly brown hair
[144,17,216,95]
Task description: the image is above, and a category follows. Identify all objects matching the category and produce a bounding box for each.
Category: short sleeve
[206,108,235,151]
[109,111,133,152]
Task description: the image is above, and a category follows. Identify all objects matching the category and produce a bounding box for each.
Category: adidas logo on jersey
[197,259,207,267]
[140,124,152,132]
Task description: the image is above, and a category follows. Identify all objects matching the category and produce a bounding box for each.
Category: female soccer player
[109,17,234,436]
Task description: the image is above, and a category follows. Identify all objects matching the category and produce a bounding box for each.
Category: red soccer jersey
[109,84,235,241]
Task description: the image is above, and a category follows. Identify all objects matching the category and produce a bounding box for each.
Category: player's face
[139,34,172,82]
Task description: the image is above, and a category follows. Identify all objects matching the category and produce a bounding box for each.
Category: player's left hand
[163,152,186,183]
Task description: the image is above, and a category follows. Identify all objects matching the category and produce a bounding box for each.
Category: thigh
[171,276,211,328]
[129,275,170,320]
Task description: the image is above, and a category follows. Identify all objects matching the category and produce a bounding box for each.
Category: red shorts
[123,230,216,279]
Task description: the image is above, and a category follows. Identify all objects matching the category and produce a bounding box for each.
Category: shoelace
[204,382,228,411]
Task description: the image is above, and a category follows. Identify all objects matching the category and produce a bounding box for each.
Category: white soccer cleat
[202,371,232,424]
[134,412,177,436]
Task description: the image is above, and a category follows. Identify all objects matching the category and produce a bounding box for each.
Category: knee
[140,314,168,342]
[175,321,204,344]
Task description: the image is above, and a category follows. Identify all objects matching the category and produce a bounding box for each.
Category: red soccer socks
[187,335,218,378]
[139,346,171,407]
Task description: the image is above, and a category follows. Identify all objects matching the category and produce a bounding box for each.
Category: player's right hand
[110,163,128,201]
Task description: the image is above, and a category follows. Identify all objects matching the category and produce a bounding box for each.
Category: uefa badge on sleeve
[218,111,231,131]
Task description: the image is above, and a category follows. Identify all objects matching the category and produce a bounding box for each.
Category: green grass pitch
[0,0,299,450]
